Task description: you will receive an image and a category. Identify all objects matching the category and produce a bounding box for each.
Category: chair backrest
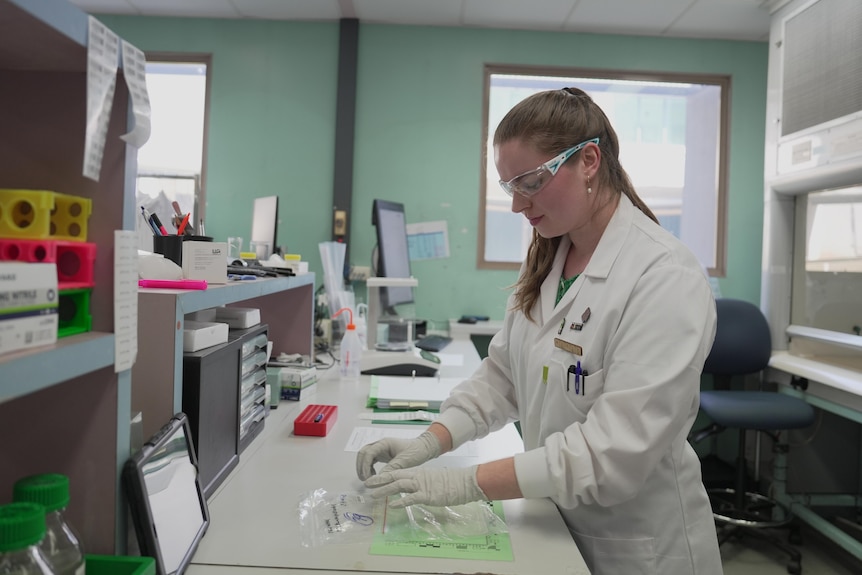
[704,298,772,379]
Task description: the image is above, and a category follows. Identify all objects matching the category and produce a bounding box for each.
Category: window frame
[142,52,213,222]
[478,64,730,277]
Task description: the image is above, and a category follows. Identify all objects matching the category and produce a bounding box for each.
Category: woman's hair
[494,87,659,322]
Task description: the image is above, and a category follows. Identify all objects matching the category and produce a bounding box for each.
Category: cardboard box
[280,380,317,402]
[182,241,228,284]
[0,263,58,355]
[183,320,229,352]
[283,260,309,275]
[266,365,317,405]
[214,306,260,329]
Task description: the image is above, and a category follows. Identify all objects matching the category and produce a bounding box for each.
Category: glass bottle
[0,502,55,574]
[13,475,84,575]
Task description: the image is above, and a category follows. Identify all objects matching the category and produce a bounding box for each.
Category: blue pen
[141,206,161,236]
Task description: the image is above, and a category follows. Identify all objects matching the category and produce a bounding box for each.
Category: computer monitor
[371,199,413,312]
[250,195,278,259]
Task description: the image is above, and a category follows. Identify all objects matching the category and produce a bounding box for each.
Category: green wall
[102,16,768,326]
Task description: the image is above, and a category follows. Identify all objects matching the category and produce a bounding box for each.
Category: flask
[0,502,56,574]
[333,307,362,380]
[13,475,84,575]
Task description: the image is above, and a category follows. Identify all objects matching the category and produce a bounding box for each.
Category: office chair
[692,298,816,575]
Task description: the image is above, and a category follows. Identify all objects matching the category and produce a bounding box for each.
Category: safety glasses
[499,137,599,198]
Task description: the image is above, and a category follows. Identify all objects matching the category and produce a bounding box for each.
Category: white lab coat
[438,195,722,574]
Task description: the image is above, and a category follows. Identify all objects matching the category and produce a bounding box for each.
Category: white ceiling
[68,0,775,42]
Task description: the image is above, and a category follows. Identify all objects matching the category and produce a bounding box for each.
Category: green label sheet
[368,500,513,562]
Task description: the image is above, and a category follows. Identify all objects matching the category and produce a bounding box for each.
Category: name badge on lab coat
[554,337,583,356]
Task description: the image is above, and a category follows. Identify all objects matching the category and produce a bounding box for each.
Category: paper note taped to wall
[120,40,152,148]
[84,16,119,181]
[407,220,449,260]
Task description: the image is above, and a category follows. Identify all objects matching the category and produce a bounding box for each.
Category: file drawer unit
[182,337,243,499]
[231,324,269,454]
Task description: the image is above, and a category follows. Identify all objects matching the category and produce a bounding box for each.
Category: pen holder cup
[153,235,212,267]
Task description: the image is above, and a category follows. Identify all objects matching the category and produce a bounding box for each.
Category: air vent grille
[781,0,862,137]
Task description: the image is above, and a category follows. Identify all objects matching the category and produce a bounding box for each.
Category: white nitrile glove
[355,430,442,481]
[364,465,486,508]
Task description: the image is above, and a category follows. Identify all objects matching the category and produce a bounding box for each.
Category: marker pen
[149,212,169,236]
[141,206,161,236]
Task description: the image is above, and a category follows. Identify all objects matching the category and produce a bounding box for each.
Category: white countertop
[187,338,589,574]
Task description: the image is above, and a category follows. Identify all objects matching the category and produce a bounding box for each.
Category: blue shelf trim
[8,0,88,48]
[172,274,316,315]
[0,332,115,402]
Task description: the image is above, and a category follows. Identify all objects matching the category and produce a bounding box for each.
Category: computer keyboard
[415,335,453,352]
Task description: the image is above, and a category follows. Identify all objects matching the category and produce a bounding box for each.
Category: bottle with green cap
[12,475,83,575]
[0,502,56,574]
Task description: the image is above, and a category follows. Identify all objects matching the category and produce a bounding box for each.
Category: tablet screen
[124,413,209,575]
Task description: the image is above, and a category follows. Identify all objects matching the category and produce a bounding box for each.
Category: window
[480,66,729,276]
[791,185,862,335]
[135,55,210,251]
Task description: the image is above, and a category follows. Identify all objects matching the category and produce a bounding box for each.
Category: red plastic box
[0,239,96,289]
[294,404,337,437]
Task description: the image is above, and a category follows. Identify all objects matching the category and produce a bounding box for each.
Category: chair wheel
[787,563,801,575]
[788,528,803,545]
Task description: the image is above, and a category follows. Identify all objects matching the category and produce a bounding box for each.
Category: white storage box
[214,306,261,329]
[183,320,229,352]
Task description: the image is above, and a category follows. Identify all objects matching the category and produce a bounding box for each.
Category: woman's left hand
[364,465,486,508]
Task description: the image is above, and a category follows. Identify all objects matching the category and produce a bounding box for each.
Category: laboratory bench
[768,335,862,564]
[185,338,590,575]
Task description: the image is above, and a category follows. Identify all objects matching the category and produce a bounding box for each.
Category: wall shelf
[0,0,136,556]
[0,332,115,401]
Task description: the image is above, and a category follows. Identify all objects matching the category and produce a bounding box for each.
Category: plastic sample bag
[381,494,508,542]
[298,489,378,547]
[298,489,507,548]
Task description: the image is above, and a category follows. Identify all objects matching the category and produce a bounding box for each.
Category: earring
[586,175,592,194]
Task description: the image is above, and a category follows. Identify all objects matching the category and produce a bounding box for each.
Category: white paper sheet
[406,220,449,260]
[84,17,119,181]
[119,40,152,148]
[114,230,138,372]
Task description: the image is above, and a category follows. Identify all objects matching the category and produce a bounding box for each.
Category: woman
[356,87,722,574]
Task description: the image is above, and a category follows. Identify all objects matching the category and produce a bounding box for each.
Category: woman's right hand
[356,430,442,481]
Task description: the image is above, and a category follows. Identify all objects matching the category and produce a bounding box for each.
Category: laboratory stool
[693,298,816,575]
